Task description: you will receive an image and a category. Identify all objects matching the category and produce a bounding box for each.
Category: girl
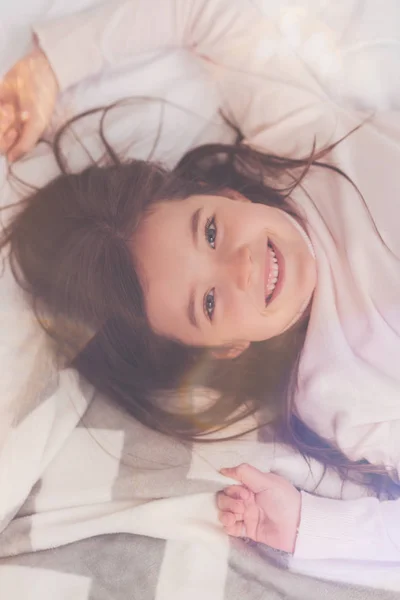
[2,0,400,573]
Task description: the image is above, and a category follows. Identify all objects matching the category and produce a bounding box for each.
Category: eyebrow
[187,208,202,329]
[191,207,201,248]
[188,290,198,329]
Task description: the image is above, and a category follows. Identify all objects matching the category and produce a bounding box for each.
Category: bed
[1,1,400,598]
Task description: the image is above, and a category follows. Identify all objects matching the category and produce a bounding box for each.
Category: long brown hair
[1,108,398,496]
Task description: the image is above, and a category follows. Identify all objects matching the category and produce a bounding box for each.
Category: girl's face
[131,193,316,354]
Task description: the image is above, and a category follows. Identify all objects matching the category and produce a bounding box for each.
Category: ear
[211,341,250,360]
[219,188,250,203]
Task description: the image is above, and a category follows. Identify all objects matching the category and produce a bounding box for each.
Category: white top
[34,0,400,586]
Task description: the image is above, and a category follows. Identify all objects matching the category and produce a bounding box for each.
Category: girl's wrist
[294,491,375,561]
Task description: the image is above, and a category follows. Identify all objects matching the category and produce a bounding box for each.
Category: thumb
[7,110,42,162]
[0,80,12,103]
[220,464,270,493]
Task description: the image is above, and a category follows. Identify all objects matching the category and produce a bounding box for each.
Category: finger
[223,485,250,501]
[0,103,16,135]
[20,110,30,123]
[216,492,245,515]
[0,128,18,155]
[220,464,270,494]
[0,81,13,103]
[8,110,43,162]
[223,521,245,538]
[218,510,241,528]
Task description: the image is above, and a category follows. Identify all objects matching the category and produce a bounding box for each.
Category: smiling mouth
[265,241,281,306]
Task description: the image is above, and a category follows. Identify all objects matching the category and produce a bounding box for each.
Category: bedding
[1,1,400,598]
[0,380,397,600]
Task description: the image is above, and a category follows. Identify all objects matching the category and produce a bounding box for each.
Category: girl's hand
[0,46,59,162]
[217,463,301,553]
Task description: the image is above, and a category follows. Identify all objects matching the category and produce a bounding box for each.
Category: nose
[224,245,252,291]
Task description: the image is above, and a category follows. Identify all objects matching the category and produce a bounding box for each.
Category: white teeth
[266,244,279,301]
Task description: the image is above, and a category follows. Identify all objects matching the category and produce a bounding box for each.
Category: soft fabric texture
[0,378,395,599]
[292,112,400,564]
[2,0,400,596]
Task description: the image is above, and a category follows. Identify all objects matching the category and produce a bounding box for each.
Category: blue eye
[204,288,215,321]
[205,216,217,249]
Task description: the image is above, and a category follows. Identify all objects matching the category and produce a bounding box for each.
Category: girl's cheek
[227,295,249,326]
[222,288,258,334]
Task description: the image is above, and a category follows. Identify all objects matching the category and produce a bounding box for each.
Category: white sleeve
[33,0,271,91]
[294,490,400,562]
[33,0,339,157]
